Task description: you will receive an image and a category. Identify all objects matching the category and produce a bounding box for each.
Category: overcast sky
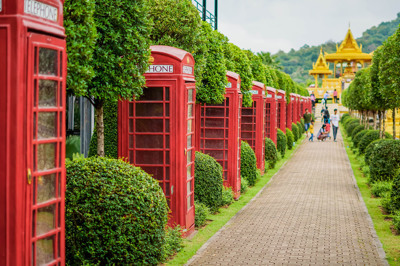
[203,0,400,54]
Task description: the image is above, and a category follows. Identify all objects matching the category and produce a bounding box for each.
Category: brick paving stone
[187,124,388,265]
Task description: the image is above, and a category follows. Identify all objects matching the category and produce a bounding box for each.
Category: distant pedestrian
[323,107,330,124]
[323,91,329,108]
[333,89,338,103]
[310,93,316,108]
[308,120,314,142]
[331,108,340,142]
[303,108,312,137]
[325,119,331,139]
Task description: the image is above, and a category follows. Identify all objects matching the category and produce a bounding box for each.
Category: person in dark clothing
[303,108,312,137]
[323,108,330,123]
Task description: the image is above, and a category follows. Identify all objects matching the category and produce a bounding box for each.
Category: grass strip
[342,130,400,265]
[167,135,305,265]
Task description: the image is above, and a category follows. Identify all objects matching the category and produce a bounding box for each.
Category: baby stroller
[317,124,328,141]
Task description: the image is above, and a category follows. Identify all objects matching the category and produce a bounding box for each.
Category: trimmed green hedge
[358,130,380,154]
[368,139,400,182]
[353,129,370,148]
[194,152,223,212]
[291,123,299,142]
[364,139,388,166]
[194,202,209,227]
[277,129,287,157]
[265,138,278,169]
[286,128,294,150]
[65,157,168,265]
[351,125,365,138]
[297,121,303,136]
[391,174,400,212]
[345,120,360,136]
[241,141,258,186]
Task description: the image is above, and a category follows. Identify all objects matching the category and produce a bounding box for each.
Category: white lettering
[24,0,58,22]
[237,83,240,89]
[0,0,2,12]
[266,94,272,98]
[250,90,258,95]
[146,65,174,74]
[276,96,282,99]
[226,82,232,88]
[182,65,193,74]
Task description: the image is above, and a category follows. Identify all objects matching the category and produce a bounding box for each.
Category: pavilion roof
[309,49,333,75]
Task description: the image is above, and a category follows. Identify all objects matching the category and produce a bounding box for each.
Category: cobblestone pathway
[187,127,387,265]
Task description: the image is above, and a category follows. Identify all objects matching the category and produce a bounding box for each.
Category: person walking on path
[323,91,329,108]
[331,108,340,142]
[303,108,312,137]
[333,89,338,103]
[310,93,316,108]
[308,120,314,141]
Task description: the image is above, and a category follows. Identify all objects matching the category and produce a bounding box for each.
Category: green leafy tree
[257,51,283,70]
[244,50,266,84]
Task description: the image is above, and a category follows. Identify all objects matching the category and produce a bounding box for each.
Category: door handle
[27,169,32,184]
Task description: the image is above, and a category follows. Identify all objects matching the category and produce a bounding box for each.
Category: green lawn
[167,135,305,265]
[343,133,400,265]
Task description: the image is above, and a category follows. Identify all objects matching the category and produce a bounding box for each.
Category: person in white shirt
[330,108,340,142]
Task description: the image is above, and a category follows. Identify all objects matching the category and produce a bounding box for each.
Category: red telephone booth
[265,87,277,145]
[286,95,293,130]
[0,1,67,265]
[196,71,242,199]
[300,96,305,118]
[277,90,286,133]
[297,95,301,122]
[118,45,196,236]
[241,82,266,173]
[290,93,297,124]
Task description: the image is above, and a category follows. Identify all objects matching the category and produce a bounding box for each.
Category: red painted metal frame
[286,95,292,130]
[276,90,286,133]
[0,1,66,265]
[195,71,242,199]
[241,82,266,174]
[118,45,196,236]
[265,87,277,145]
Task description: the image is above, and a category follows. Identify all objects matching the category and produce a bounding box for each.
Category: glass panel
[129,103,134,117]
[165,119,170,133]
[129,135,134,149]
[165,104,170,117]
[141,166,163,180]
[242,124,254,132]
[205,139,224,149]
[59,112,62,138]
[205,108,225,117]
[129,119,134,132]
[206,150,224,160]
[165,167,170,180]
[241,116,254,124]
[135,150,163,164]
[165,87,169,101]
[165,151,170,164]
[205,129,224,138]
[59,52,63,77]
[129,150,134,164]
[205,118,224,128]
[36,235,55,265]
[188,104,193,118]
[32,211,36,236]
[166,135,170,148]
[188,89,193,102]
[140,87,163,101]
[59,82,63,107]
[58,173,61,198]
[242,108,254,116]
[165,183,170,196]
[37,143,56,171]
[39,80,57,107]
[34,80,37,107]
[37,173,56,203]
[136,119,163,132]
[37,205,55,235]
[135,135,163,148]
[39,48,57,76]
[187,166,191,180]
[38,112,57,139]
[187,119,192,133]
[242,132,253,139]
[33,113,37,140]
[187,135,192,148]
[187,196,191,210]
[135,103,163,117]
[187,150,192,165]
[34,47,38,75]
[187,182,191,195]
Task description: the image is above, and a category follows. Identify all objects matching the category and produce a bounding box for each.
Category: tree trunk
[95,103,105,157]
[382,110,387,139]
[373,111,377,130]
[393,108,396,139]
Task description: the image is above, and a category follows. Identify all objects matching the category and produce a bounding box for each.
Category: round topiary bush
[341,113,350,121]
[345,120,360,135]
[351,125,365,139]
[265,137,278,169]
[286,128,294,150]
[194,152,223,212]
[277,129,287,157]
[297,121,303,136]
[391,174,400,212]
[65,157,168,265]
[358,130,380,154]
[343,117,358,128]
[291,123,299,141]
[353,129,369,148]
[364,139,389,166]
[241,141,258,186]
[369,139,400,182]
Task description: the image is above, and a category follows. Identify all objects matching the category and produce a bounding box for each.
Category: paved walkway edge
[185,139,305,266]
[342,140,389,265]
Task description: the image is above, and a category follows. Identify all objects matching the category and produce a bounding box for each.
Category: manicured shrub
[343,117,358,128]
[162,226,183,261]
[194,202,209,227]
[358,130,380,154]
[265,138,278,169]
[353,129,369,148]
[341,113,350,121]
[392,212,400,233]
[221,187,234,206]
[351,125,365,138]
[291,123,299,141]
[194,152,223,212]
[65,157,168,265]
[241,178,248,194]
[364,139,390,166]
[241,141,258,186]
[286,129,294,150]
[277,129,287,157]
[297,121,303,136]
[371,181,392,198]
[66,135,80,159]
[345,120,360,136]
[390,173,400,212]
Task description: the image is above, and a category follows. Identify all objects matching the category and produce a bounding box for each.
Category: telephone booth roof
[148,45,195,80]
[251,81,266,95]
[226,71,241,93]
[266,86,276,95]
[277,89,286,96]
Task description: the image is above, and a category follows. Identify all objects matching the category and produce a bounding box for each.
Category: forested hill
[274,13,400,85]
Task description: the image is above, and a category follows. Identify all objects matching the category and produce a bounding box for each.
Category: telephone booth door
[277,90,286,133]
[241,82,266,173]
[196,71,242,199]
[286,101,292,130]
[118,45,196,235]
[265,87,277,145]
[27,33,66,266]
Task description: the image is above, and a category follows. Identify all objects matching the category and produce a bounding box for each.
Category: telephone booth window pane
[37,205,55,235]
[188,89,194,102]
[187,119,192,133]
[34,47,38,75]
[188,104,193,118]
[165,104,170,116]
[187,150,192,165]
[39,80,57,107]
[187,135,192,148]
[37,143,56,171]
[39,48,58,76]
[165,87,170,101]
[136,150,163,164]
[136,103,163,117]
[37,174,56,203]
[136,119,163,132]
[135,135,163,148]
[38,112,57,139]
[36,235,55,265]
[165,183,170,196]
[140,87,163,101]
[206,108,224,117]
[187,166,191,180]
